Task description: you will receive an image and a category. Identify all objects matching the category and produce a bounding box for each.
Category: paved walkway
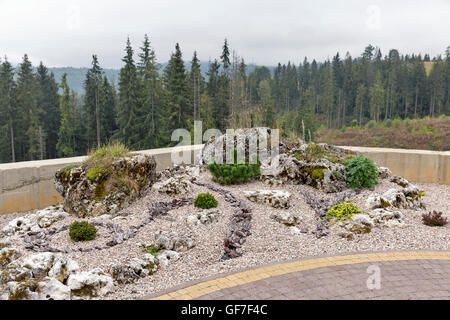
[149,251,450,300]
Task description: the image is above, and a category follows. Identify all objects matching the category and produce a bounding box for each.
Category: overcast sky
[1,0,449,68]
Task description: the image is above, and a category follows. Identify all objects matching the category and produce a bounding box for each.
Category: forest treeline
[0,36,449,163]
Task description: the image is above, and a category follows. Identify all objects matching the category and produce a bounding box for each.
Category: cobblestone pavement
[198,259,450,300]
[149,251,450,300]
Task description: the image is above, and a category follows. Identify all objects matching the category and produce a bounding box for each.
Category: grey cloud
[0,0,448,68]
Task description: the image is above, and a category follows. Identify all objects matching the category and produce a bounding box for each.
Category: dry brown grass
[316,116,450,151]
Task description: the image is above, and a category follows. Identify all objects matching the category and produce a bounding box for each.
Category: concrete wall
[340,147,450,185]
[0,145,448,215]
[0,145,203,215]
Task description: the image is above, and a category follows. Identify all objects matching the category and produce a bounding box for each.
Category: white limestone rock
[187,209,221,227]
[288,226,302,236]
[2,205,68,236]
[366,185,424,210]
[368,209,406,228]
[152,176,193,195]
[37,278,71,300]
[270,212,300,226]
[378,167,392,179]
[154,231,195,252]
[0,280,40,300]
[67,268,115,300]
[156,250,180,269]
[339,214,374,234]
[110,254,158,285]
[22,253,79,281]
[244,190,291,209]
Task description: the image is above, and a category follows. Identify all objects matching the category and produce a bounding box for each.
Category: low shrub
[422,211,448,227]
[345,156,379,189]
[194,193,218,209]
[143,244,160,257]
[207,149,261,185]
[325,202,361,225]
[69,221,97,242]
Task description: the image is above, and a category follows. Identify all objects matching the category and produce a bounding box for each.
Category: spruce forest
[1,36,449,163]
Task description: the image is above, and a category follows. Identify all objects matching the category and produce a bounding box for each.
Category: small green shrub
[366,120,376,129]
[345,156,379,189]
[207,149,261,185]
[69,221,97,242]
[194,193,218,209]
[143,244,160,257]
[325,202,361,225]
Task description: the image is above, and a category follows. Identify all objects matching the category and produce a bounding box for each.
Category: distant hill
[44,62,274,94]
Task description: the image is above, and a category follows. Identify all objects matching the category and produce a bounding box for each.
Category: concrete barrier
[0,145,203,215]
[340,146,450,185]
[0,145,448,215]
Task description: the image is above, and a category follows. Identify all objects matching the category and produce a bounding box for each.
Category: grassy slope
[316,116,450,151]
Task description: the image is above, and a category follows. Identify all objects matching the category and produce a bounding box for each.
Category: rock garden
[0,129,448,300]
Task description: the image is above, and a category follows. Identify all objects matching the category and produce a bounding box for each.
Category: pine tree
[84,55,103,148]
[99,76,117,142]
[137,34,167,148]
[189,51,204,122]
[16,54,40,161]
[0,58,17,162]
[259,80,275,127]
[163,43,189,134]
[36,62,60,159]
[117,37,141,149]
[369,72,385,122]
[56,74,75,157]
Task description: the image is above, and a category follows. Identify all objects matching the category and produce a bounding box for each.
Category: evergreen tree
[56,74,75,157]
[0,58,17,162]
[36,62,60,159]
[369,72,385,122]
[84,55,103,148]
[16,54,40,161]
[259,79,275,127]
[117,37,141,149]
[163,43,189,133]
[137,34,167,148]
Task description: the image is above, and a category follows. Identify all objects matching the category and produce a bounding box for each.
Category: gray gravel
[1,171,448,300]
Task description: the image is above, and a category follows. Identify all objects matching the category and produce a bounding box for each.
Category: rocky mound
[54,154,157,217]
[197,127,358,193]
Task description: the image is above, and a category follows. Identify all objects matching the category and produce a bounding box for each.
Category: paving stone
[196,259,450,300]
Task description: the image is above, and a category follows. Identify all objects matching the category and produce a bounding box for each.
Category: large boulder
[54,154,157,217]
[197,127,276,166]
[1,252,80,300]
[260,143,355,193]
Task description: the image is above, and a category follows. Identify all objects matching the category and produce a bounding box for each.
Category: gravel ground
[1,170,449,300]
